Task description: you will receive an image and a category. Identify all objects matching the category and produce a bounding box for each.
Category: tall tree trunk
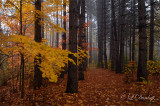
[41,0,44,38]
[111,0,118,71]
[78,0,86,80]
[86,13,89,49]
[56,4,59,48]
[85,12,88,70]
[61,0,63,28]
[50,29,52,46]
[21,54,24,98]
[66,0,78,93]
[118,0,125,73]
[137,0,148,81]
[60,0,67,78]
[125,39,128,63]
[19,0,25,98]
[34,0,42,90]
[11,52,15,92]
[89,15,93,64]
[118,0,121,46]
[129,0,132,61]
[19,63,21,91]
[97,0,104,68]
[129,24,132,61]
[132,0,136,61]
[149,0,155,60]
[103,0,108,69]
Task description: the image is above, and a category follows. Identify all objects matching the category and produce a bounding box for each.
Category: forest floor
[0,67,160,106]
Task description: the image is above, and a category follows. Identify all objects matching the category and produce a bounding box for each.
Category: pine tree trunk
[118,0,125,73]
[111,0,118,71]
[66,0,78,93]
[85,13,89,69]
[149,0,154,60]
[129,0,132,61]
[97,0,104,68]
[129,23,132,61]
[19,64,21,91]
[41,0,44,38]
[34,0,42,90]
[78,0,86,80]
[137,0,148,81]
[132,0,136,61]
[60,0,67,78]
[19,0,25,98]
[21,54,24,98]
[125,39,128,63]
[89,15,93,64]
[61,0,63,28]
[56,4,59,48]
[103,0,108,69]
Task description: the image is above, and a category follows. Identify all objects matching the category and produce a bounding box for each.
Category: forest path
[1,67,159,105]
[52,67,159,105]
[43,67,136,105]
[76,68,128,105]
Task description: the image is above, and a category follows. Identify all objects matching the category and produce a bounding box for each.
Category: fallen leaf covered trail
[1,67,159,105]
[76,68,128,105]
[37,67,156,106]
[52,67,159,105]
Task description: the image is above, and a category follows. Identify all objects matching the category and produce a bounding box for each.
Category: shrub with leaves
[123,61,137,83]
[132,77,152,96]
[147,60,160,76]
[107,61,111,70]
